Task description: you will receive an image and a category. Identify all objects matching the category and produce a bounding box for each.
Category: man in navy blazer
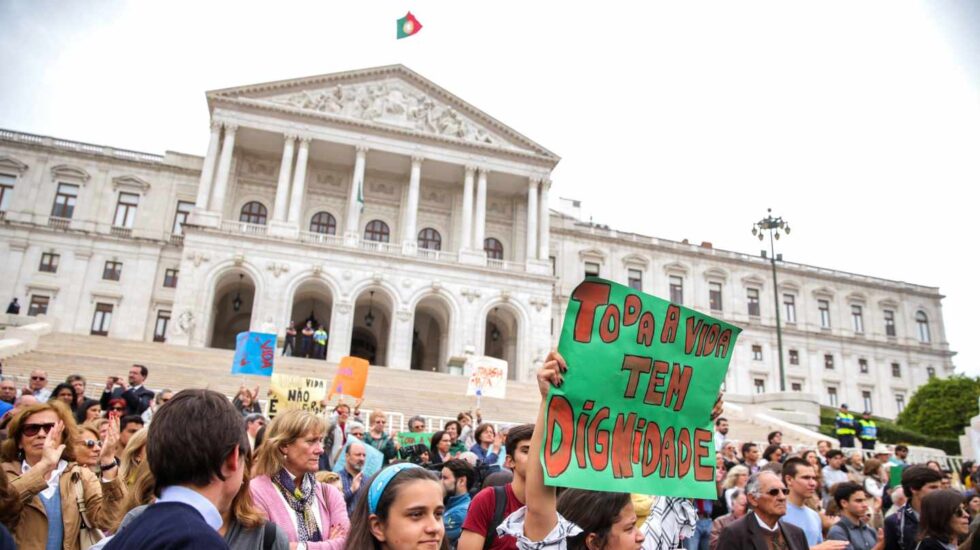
[100,364,155,415]
[718,471,828,550]
[106,389,249,550]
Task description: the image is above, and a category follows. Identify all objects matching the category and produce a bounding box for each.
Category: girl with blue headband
[346,462,450,549]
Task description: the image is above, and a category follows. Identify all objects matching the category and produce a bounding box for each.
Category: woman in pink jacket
[250,409,349,549]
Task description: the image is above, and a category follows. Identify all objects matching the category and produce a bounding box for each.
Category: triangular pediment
[207,65,558,162]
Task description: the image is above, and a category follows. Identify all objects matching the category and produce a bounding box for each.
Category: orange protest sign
[328,356,369,399]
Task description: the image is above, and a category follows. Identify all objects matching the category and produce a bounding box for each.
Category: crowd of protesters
[0,358,978,550]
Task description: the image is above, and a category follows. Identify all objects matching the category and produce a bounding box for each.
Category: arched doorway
[289,279,333,358]
[351,288,393,366]
[411,295,452,372]
[485,305,519,380]
[209,271,256,349]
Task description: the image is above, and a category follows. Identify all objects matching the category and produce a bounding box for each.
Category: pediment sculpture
[266,80,509,148]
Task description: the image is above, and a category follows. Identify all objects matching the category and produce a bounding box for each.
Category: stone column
[272,135,296,223]
[286,137,311,225]
[195,121,222,210]
[459,166,475,252]
[209,123,238,218]
[526,178,539,262]
[539,179,551,260]
[401,156,423,253]
[473,168,488,251]
[345,146,368,239]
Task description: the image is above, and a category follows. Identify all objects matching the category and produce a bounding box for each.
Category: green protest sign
[889,464,903,488]
[543,277,741,499]
[398,432,434,448]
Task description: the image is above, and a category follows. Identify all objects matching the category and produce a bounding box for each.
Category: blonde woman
[250,409,350,548]
[74,423,103,471]
[722,465,750,510]
[117,427,147,487]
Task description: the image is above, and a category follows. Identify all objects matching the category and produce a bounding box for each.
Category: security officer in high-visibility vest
[858,410,878,450]
[835,403,857,448]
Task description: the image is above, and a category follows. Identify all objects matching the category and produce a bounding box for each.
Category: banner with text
[328,356,370,400]
[332,438,385,479]
[397,431,434,448]
[543,277,741,499]
[465,356,508,399]
[231,332,276,377]
[267,373,328,419]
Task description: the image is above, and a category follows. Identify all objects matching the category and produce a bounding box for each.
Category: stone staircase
[2,332,817,446]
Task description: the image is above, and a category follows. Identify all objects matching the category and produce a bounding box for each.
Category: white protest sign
[465,356,508,399]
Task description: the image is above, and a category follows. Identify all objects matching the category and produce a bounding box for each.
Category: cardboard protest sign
[889,464,903,488]
[397,432,434,448]
[465,356,508,399]
[332,438,384,478]
[231,332,276,376]
[328,356,369,400]
[543,278,741,499]
[266,373,327,419]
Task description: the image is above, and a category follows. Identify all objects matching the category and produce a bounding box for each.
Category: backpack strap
[262,521,277,550]
[483,485,508,550]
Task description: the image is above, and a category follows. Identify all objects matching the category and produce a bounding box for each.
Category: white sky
[1,0,978,375]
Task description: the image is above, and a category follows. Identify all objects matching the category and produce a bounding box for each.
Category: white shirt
[713,430,726,450]
[157,485,223,531]
[754,513,780,533]
[22,459,67,499]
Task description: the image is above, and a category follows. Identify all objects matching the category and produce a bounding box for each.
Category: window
[484,238,503,260]
[862,391,873,413]
[549,256,557,276]
[916,311,930,343]
[172,200,194,235]
[747,288,760,316]
[851,305,864,333]
[709,282,723,311]
[859,358,869,374]
[584,261,600,278]
[926,366,936,378]
[783,294,796,323]
[754,379,765,394]
[818,300,831,328]
[153,310,170,343]
[669,275,684,304]
[364,220,391,243]
[239,201,268,225]
[824,354,834,370]
[90,303,113,336]
[791,382,802,392]
[0,173,13,212]
[789,349,799,365]
[27,295,49,316]
[884,309,896,337]
[752,345,763,361]
[113,192,139,228]
[163,268,178,288]
[102,261,122,281]
[827,387,838,407]
[417,227,441,250]
[627,268,643,291]
[38,252,59,273]
[51,183,79,219]
[895,394,906,413]
[310,211,337,235]
[891,362,901,378]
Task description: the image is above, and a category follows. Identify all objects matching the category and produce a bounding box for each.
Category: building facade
[0,65,954,418]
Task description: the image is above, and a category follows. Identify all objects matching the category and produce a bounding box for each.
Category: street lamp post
[752,209,791,392]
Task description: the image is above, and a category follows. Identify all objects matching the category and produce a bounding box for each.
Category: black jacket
[884,504,919,550]
[717,511,809,550]
[101,385,155,416]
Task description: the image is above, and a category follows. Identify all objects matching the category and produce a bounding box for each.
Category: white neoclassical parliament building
[0,65,955,418]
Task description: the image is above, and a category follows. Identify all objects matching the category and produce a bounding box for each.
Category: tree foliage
[896,375,980,439]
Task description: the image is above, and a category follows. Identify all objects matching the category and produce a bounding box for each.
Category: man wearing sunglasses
[717,471,810,550]
[22,369,51,401]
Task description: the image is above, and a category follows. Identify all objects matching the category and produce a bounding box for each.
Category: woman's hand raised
[536,350,567,399]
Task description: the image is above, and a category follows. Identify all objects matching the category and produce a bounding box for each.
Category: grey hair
[346,420,365,434]
[245,412,267,424]
[729,488,745,502]
[407,415,426,429]
[745,471,777,497]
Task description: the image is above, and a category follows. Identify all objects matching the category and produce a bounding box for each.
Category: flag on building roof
[397,12,422,39]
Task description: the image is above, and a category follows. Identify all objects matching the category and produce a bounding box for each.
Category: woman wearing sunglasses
[915,489,971,549]
[74,423,104,470]
[0,401,124,550]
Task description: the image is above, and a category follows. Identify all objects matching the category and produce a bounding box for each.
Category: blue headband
[368,463,422,514]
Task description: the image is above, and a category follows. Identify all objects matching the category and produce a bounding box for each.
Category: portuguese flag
[397,12,422,39]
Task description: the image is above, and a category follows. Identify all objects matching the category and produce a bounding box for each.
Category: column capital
[411,155,425,164]
[297,135,312,145]
[528,177,542,188]
[478,167,491,176]
[210,120,223,132]
[355,145,370,154]
[223,123,239,135]
[464,165,477,175]
[283,133,298,142]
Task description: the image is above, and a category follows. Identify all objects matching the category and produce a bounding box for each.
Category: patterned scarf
[271,469,323,542]
[640,497,698,549]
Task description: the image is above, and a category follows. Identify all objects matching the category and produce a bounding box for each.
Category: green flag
[397,12,422,39]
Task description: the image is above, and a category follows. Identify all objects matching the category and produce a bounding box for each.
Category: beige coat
[2,460,124,550]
